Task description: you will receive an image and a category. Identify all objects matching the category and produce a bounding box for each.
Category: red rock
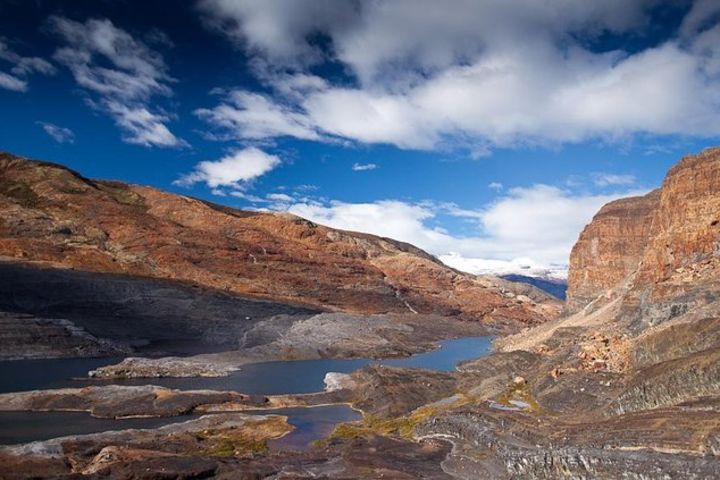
[0,153,561,332]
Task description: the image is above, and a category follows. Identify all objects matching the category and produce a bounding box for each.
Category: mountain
[0,152,560,359]
[500,274,567,300]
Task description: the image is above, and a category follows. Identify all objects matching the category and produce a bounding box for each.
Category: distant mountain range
[500,274,567,300]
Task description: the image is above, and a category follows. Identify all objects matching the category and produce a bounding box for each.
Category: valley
[0,148,719,478]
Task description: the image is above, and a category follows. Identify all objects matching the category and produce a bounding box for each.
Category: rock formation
[453,146,720,477]
[566,189,659,311]
[0,152,559,338]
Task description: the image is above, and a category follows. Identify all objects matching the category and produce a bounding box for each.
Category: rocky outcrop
[0,152,559,334]
[0,413,292,478]
[0,311,130,360]
[566,189,660,312]
[0,261,319,357]
[0,385,251,418]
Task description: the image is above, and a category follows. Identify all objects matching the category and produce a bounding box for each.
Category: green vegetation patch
[96,181,147,209]
[495,382,544,413]
[321,396,469,447]
[193,417,291,458]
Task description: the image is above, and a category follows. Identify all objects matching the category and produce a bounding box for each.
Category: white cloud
[196,90,320,141]
[49,17,184,148]
[267,192,293,201]
[438,254,568,280]
[104,101,184,148]
[488,182,503,191]
[198,0,359,68]
[0,39,55,92]
[175,147,281,189]
[198,1,720,152]
[37,122,75,144]
[680,0,720,38]
[277,184,646,275]
[0,71,26,92]
[591,172,635,187]
[352,162,377,171]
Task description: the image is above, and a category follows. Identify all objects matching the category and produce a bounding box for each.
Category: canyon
[0,148,719,478]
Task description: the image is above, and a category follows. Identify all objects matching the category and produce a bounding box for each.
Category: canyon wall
[567,146,720,314]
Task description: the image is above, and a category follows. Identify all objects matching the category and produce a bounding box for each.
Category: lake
[0,336,493,395]
[0,336,492,449]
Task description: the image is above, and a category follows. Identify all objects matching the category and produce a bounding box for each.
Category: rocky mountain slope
[565,189,660,311]
[0,152,559,359]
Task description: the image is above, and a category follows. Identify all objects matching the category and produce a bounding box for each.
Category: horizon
[2,0,719,278]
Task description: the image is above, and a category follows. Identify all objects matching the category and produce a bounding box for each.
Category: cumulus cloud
[197,0,359,68]
[438,254,568,280]
[198,0,720,152]
[275,184,646,275]
[488,182,503,191]
[49,17,184,148]
[266,192,293,201]
[37,122,75,143]
[175,147,281,190]
[0,38,55,92]
[352,162,377,171]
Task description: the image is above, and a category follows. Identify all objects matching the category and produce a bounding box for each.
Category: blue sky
[1,0,719,276]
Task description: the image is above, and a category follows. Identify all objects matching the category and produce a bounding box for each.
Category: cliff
[566,189,660,312]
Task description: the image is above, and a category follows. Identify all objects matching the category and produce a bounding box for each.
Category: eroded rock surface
[0,311,130,360]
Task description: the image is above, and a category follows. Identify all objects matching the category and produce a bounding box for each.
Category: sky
[1,0,719,278]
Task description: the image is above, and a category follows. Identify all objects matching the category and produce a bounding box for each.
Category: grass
[494,382,543,413]
[193,417,290,458]
[200,434,269,457]
[96,181,147,209]
[319,395,468,447]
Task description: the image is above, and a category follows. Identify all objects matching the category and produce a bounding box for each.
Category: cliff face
[636,147,720,283]
[567,147,720,314]
[0,153,560,332]
[566,190,660,312]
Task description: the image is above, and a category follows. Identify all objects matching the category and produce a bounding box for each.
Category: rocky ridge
[0,152,559,336]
